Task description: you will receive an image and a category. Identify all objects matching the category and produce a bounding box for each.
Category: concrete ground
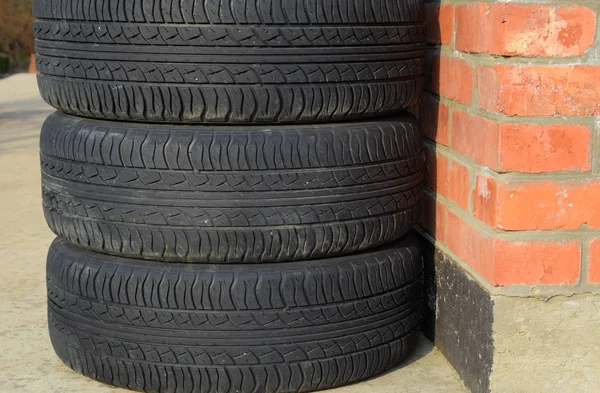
[0,74,468,393]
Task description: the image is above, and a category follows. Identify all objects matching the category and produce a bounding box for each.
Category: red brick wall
[421,1,600,288]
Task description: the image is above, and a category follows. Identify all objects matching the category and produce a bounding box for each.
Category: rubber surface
[47,236,423,393]
[33,0,425,124]
[41,112,424,263]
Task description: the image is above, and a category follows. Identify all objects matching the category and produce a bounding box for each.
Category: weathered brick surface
[425,146,471,210]
[477,65,600,117]
[421,1,600,289]
[446,209,495,282]
[429,109,592,173]
[431,55,473,105]
[429,208,582,285]
[473,177,600,230]
[426,4,455,46]
[422,95,451,145]
[497,123,591,173]
[451,110,499,169]
[456,4,596,57]
[453,111,591,172]
[493,240,581,285]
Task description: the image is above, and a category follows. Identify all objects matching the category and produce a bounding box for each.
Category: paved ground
[0,74,468,393]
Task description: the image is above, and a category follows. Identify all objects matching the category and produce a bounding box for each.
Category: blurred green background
[0,0,34,75]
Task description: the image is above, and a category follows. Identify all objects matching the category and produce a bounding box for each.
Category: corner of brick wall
[420,0,600,291]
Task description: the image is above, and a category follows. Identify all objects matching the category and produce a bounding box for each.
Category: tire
[41,112,424,263]
[47,236,423,393]
[33,0,425,124]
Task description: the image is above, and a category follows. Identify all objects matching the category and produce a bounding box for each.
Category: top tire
[33,0,425,124]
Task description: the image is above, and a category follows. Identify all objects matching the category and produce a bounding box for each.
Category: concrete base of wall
[421,238,600,393]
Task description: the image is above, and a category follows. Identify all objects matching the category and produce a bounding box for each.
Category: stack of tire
[34,1,426,392]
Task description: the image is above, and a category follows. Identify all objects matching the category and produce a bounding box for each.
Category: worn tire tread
[47,237,423,393]
[33,0,425,123]
[40,112,424,263]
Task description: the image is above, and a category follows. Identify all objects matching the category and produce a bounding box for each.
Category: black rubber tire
[33,0,425,124]
[40,112,424,263]
[47,236,423,393]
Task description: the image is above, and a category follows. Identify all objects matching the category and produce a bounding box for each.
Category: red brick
[431,55,473,105]
[426,4,455,46]
[451,111,591,172]
[494,240,581,285]
[447,210,494,282]
[589,240,600,283]
[451,110,499,168]
[422,95,450,145]
[472,175,498,228]
[445,210,581,285]
[456,4,596,57]
[425,147,471,210]
[420,192,447,244]
[473,178,600,230]
[477,65,600,116]
[499,123,591,172]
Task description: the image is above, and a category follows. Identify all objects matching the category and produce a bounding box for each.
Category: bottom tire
[47,237,423,393]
